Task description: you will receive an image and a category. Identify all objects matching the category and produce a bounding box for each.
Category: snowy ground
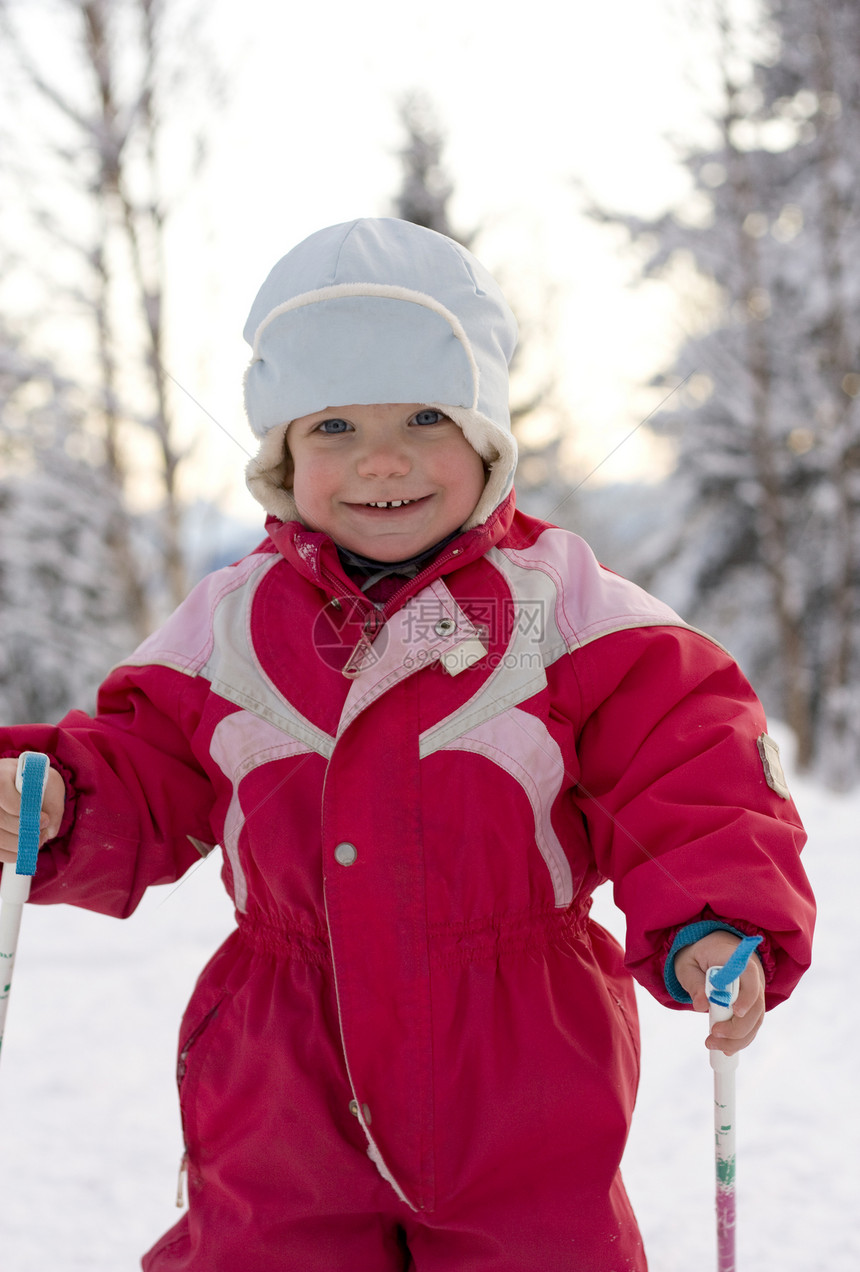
[0,730,857,1270]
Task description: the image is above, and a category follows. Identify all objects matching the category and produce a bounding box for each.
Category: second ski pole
[705,934,763,1272]
[0,752,50,1065]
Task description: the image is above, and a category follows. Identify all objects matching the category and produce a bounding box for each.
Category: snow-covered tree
[0,323,136,722]
[0,0,223,632]
[593,0,860,783]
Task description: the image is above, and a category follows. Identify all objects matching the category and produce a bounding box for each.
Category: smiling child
[0,218,814,1271]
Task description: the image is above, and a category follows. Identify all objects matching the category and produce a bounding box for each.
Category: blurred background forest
[1,0,858,788]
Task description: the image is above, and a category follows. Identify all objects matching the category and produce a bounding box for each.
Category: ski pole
[705,934,763,1272]
[0,752,50,1065]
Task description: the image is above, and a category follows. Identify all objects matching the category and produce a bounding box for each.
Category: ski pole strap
[14,752,50,877]
[665,921,744,1002]
[706,935,763,1007]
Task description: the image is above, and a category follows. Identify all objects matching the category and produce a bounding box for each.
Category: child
[0,218,814,1271]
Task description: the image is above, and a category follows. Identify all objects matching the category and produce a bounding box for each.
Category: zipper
[319,568,367,613]
[377,545,466,621]
[177,1002,220,1083]
[318,570,384,678]
[320,541,468,623]
[175,1000,222,1207]
[176,1151,188,1208]
[341,610,386,678]
[319,546,468,678]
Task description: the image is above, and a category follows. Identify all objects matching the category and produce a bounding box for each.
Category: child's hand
[0,758,66,865]
[672,930,766,1056]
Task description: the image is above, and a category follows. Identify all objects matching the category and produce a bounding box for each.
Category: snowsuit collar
[266,490,516,616]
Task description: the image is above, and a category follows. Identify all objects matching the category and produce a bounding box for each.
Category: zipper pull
[342,610,385,678]
[176,1150,188,1208]
[341,634,374,678]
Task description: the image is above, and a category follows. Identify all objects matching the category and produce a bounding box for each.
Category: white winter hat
[242,218,519,529]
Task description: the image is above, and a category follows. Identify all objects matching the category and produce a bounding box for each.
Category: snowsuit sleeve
[569,625,814,1010]
[0,660,216,919]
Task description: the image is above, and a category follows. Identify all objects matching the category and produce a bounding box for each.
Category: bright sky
[17,0,730,519]
[163,0,723,520]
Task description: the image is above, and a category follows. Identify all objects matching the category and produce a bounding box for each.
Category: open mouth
[365,499,419,509]
[351,495,430,511]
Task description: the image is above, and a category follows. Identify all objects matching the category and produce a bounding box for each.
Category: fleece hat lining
[244,401,515,532]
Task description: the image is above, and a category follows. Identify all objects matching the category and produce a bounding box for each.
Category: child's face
[286,404,486,562]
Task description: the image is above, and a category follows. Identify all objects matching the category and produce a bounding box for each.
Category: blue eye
[413,409,445,426]
[317,418,351,434]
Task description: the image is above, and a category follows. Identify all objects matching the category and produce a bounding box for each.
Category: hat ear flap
[430,404,517,529]
[246,422,301,522]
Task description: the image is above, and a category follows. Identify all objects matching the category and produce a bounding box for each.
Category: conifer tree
[393,92,463,245]
[597,0,860,782]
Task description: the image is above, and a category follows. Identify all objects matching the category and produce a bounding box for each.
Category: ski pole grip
[14,752,50,877]
[706,967,739,1074]
[706,935,763,1074]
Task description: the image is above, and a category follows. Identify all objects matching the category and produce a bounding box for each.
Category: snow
[1,733,857,1270]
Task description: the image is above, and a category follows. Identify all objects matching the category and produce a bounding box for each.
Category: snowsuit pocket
[177,995,227,1173]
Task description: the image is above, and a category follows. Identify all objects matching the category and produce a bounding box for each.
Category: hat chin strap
[244,406,518,531]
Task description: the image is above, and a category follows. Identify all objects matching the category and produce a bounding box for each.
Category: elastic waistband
[237,913,331,964]
[237,902,590,968]
[428,902,590,969]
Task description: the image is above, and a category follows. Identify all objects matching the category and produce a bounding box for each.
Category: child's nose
[356,440,411,478]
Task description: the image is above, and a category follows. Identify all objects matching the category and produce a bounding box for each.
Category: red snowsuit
[12,495,814,1270]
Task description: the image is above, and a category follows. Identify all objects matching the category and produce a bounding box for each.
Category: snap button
[334,841,358,866]
[349,1099,372,1124]
[434,618,456,636]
